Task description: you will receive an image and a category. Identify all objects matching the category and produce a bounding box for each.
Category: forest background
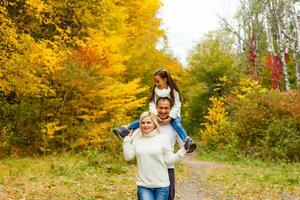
[0,0,300,163]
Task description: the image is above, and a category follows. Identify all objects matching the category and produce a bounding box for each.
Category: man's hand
[159,116,172,124]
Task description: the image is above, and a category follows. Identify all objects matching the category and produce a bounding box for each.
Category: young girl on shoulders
[113,69,197,153]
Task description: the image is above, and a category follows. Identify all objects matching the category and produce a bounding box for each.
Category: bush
[229,90,300,161]
[200,83,300,162]
[260,119,300,161]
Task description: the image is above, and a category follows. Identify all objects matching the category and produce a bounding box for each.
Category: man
[155,97,184,200]
[114,97,192,199]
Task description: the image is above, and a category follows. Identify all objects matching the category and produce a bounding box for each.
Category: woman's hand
[122,124,129,129]
[128,129,134,137]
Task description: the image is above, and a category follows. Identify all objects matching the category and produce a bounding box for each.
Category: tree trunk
[292,1,300,88]
[266,5,280,88]
[275,0,291,91]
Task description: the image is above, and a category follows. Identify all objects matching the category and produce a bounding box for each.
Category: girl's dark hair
[149,69,182,104]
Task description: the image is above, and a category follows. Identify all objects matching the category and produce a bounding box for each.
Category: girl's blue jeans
[128,116,188,141]
[137,186,169,200]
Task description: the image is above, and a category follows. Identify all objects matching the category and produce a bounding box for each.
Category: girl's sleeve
[123,135,136,161]
[169,91,181,119]
[162,136,186,165]
[149,100,158,115]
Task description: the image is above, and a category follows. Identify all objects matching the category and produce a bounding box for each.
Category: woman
[123,111,186,200]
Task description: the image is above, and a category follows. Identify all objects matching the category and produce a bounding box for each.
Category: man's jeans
[138,186,169,200]
[168,169,175,200]
[127,116,188,141]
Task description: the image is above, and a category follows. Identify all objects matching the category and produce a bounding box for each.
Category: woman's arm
[162,136,186,165]
[122,131,136,161]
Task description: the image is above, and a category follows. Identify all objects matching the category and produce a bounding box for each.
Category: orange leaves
[73,46,101,69]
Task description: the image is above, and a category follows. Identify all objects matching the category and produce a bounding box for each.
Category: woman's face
[154,75,168,89]
[141,116,156,134]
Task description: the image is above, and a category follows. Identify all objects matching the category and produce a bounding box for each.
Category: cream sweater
[123,129,186,188]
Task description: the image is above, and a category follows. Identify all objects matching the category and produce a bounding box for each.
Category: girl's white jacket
[149,87,181,119]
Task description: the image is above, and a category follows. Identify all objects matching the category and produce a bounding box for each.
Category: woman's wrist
[123,135,132,143]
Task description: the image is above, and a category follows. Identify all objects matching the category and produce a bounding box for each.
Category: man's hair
[156,97,174,108]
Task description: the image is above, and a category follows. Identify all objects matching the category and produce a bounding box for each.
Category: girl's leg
[170,117,188,141]
[127,120,140,130]
[138,186,155,200]
[154,186,169,200]
[112,120,139,140]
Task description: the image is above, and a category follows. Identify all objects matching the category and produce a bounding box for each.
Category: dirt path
[176,153,227,200]
[175,153,300,200]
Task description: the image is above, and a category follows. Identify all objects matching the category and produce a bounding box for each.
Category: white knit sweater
[123,129,186,188]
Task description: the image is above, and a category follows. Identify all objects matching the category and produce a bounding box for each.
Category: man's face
[156,99,171,119]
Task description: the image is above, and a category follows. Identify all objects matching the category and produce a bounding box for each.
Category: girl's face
[141,116,156,134]
[154,75,168,89]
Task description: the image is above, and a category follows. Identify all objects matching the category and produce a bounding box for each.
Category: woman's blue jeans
[128,116,188,141]
[138,186,169,200]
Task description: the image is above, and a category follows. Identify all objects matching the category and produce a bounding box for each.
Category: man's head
[156,97,173,119]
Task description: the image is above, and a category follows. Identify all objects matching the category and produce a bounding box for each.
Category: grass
[0,150,138,200]
[197,149,300,199]
[2,145,299,199]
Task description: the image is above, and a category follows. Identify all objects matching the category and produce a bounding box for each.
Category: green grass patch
[197,150,300,199]
[0,150,138,199]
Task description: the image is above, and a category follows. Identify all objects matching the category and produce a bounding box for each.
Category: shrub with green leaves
[201,79,300,162]
[227,90,300,161]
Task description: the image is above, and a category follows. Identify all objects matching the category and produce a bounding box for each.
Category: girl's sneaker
[184,138,197,153]
[112,127,129,139]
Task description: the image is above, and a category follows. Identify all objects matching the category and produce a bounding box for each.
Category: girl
[114,69,197,153]
[123,111,186,200]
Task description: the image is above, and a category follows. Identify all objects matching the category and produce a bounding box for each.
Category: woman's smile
[141,116,156,134]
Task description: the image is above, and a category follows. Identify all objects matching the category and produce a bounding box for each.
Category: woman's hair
[150,69,182,104]
[139,111,160,133]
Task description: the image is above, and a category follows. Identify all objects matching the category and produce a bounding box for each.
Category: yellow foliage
[200,97,232,146]
[40,121,68,139]
[233,78,267,100]
[0,0,177,153]
[200,78,268,148]
[1,35,63,97]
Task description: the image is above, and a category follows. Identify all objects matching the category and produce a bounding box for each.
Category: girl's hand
[157,116,163,123]
[160,116,172,124]
[128,129,134,137]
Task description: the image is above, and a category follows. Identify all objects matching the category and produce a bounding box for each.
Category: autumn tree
[185,30,239,135]
[0,0,176,154]
[222,0,300,91]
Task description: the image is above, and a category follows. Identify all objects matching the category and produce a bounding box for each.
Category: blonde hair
[139,111,160,133]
